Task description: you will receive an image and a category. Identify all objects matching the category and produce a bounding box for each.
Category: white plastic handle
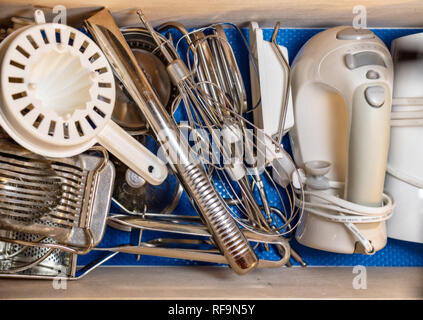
[97,121,168,185]
[346,83,391,205]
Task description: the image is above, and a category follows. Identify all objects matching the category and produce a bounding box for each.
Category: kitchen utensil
[0,10,167,186]
[290,26,395,254]
[248,22,298,191]
[0,233,120,279]
[209,24,247,114]
[112,27,179,135]
[111,135,183,214]
[109,27,182,213]
[385,33,423,243]
[0,140,115,253]
[0,233,77,278]
[107,212,294,268]
[159,22,247,115]
[84,9,258,275]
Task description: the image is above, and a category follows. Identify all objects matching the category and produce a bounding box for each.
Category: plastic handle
[97,121,168,185]
[346,83,391,206]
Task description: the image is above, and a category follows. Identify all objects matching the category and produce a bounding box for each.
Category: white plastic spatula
[0,10,167,185]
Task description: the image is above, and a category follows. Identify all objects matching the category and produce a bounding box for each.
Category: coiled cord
[295,180,395,254]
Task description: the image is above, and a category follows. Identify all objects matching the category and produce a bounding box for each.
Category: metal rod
[271,22,291,144]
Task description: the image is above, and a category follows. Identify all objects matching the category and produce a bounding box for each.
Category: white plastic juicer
[290,26,395,254]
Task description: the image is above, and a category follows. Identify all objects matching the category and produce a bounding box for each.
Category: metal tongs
[107,213,292,268]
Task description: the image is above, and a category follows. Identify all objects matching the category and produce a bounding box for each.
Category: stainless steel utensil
[109,28,183,214]
[139,13,306,265]
[154,20,303,244]
[0,141,115,253]
[0,232,120,279]
[112,27,179,135]
[107,212,292,268]
[158,22,247,115]
[84,9,258,275]
[0,232,77,278]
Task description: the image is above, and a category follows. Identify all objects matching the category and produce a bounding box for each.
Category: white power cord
[386,165,423,189]
[388,98,423,188]
[391,98,423,127]
[294,170,395,254]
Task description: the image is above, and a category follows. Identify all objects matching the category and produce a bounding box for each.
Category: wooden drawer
[0,0,422,300]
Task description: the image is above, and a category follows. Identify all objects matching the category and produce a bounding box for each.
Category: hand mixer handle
[346,83,391,206]
[97,121,168,186]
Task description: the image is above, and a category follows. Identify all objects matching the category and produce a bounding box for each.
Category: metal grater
[0,230,77,278]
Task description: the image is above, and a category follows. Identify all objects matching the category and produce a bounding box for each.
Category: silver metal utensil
[112,27,180,135]
[84,9,258,275]
[0,232,77,278]
[107,212,291,268]
[0,141,115,253]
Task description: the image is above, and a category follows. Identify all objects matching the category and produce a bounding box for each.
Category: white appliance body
[249,22,294,149]
[290,26,394,253]
[386,33,423,243]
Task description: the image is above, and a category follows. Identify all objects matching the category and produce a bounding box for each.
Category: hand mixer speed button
[365,86,385,108]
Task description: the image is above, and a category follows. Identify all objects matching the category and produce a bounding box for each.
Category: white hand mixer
[290,27,395,254]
